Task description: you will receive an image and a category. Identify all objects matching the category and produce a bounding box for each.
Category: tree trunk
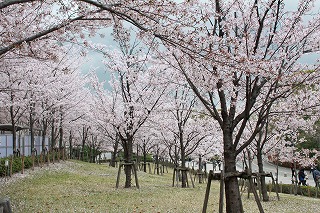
[155,152,160,175]
[198,155,202,183]
[59,122,63,149]
[69,131,73,159]
[110,136,119,167]
[29,106,35,152]
[143,143,147,172]
[50,118,56,150]
[123,137,133,188]
[10,106,17,155]
[41,119,48,153]
[224,130,244,213]
[179,127,187,187]
[257,147,269,201]
[180,148,187,187]
[81,126,88,161]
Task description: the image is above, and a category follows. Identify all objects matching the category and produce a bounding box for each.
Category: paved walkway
[186,159,316,187]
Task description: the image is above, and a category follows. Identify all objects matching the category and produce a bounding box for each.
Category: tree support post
[269,172,280,201]
[219,170,224,213]
[116,162,139,189]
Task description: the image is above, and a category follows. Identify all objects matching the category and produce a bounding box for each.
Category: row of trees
[1,1,320,212]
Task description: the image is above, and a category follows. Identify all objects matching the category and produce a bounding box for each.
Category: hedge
[267,183,320,198]
[0,151,64,177]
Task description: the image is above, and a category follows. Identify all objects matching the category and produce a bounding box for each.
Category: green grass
[0,160,319,213]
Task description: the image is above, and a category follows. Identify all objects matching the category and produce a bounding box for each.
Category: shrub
[267,183,320,198]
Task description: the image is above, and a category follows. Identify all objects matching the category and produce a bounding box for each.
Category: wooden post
[116,164,122,188]
[172,168,176,187]
[186,170,190,188]
[248,176,264,213]
[270,172,280,201]
[248,178,251,198]
[37,154,40,167]
[189,169,195,188]
[269,182,272,195]
[40,153,43,168]
[47,151,50,166]
[10,156,13,177]
[202,171,213,213]
[256,174,262,200]
[175,168,179,187]
[32,152,35,171]
[57,149,60,163]
[148,163,151,174]
[132,164,139,189]
[21,155,24,174]
[219,171,224,213]
[116,163,139,189]
[52,149,55,164]
[62,147,65,161]
[0,197,12,213]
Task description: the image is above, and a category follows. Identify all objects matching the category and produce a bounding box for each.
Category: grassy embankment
[0,160,319,213]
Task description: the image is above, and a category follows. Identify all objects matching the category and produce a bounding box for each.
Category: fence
[0,134,49,158]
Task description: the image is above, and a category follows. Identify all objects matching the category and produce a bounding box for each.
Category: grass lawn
[0,160,319,212]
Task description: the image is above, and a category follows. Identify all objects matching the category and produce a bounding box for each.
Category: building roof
[0,124,29,132]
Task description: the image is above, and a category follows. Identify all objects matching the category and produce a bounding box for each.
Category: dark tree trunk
[179,126,188,187]
[29,102,36,152]
[156,149,160,175]
[50,118,56,150]
[92,137,96,163]
[123,137,133,188]
[143,143,147,172]
[257,147,269,201]
[110,135,119,167]
[198,155,202,183]
[81,126,88,161]
[59,121,63,149]
[69,131,73,159]
[180,147,187,187]
[30,111,35,151]
[41,119,48,152]
[224,130,244,213]
[10,106,17,154]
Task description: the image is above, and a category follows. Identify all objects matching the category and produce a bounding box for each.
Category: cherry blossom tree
[134,126,158,172]
[155,84,216,187]
[89,44,169,187]
[147,1,320,211]
[0,41,90,158]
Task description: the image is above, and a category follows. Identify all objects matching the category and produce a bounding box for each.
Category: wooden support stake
[270,172,280,201]
[202,170,213,213]
[189,169,195,188]
[32,153,35,171]
[219,171,224,213]
[40,153,43,168]
[132,164,139,189]
[0,197,12,213]
[21,155,24,174]
[52,149,55,164]
[47,151,50,166]
[57,149,60,163]
[116,164,122,188]
[248,177,264,213]
[172,168,176,187]
[256,174,262,200]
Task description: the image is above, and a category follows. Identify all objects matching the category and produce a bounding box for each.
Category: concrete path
[186,158,316,187]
